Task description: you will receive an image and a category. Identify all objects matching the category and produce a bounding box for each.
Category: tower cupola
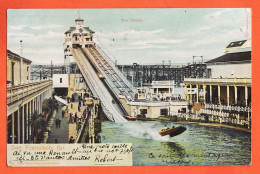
[75,18,84,29]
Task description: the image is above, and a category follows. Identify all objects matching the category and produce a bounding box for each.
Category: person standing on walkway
[55,119,58,128]
[69,136,74,143]
[58,119,61,128]
[69,113,73,123]
[77,122,82,133]
[74,112,78,123]
[88,108,91,117]
[72,114,74,123]
[83,109,87,119]
[62,110,65,118]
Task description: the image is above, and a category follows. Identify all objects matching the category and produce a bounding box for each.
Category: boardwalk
[67,102,87,142]
[47,105,69,143]
[47,101,88,143]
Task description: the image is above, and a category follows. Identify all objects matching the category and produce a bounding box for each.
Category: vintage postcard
[6,8,251,166]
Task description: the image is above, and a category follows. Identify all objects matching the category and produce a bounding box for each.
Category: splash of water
[119,121,177,142]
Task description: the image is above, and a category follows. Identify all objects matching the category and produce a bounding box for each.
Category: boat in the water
[159,126,186,137]
[125,116,137,120]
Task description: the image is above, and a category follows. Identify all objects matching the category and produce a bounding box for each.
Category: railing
[94,45,135,92]
[151,80,175,86]
[115,59,209,67]
[197,108,250,128]
[205,103,251,112]
[75,113,88,143]
[71,40,94,45]
[7,80,52,105]
[184,78,251,84]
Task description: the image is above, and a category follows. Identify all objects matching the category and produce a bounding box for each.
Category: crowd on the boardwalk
[65,95,95,142]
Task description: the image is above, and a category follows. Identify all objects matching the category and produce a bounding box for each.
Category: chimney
[20,40,23,57]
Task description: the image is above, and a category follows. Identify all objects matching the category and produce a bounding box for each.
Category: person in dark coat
[83,109,87,119]
[58,119,61,128]
[69,113,73,123]
[78,104,81,112]
[62,110,65,118]
[74,112,78,123]
[69,136,74,143]
[55,119,58,128]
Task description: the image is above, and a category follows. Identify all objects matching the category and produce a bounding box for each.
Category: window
[27,67,29,80]
[207,69,212,78]
[160,108,168,116]
[75,77,78,83]
[140,109,147,115]
[60,78,62,83]
[80,77,84,83]
[75,77,82,83]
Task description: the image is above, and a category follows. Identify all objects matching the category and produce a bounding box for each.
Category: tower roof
[75,18,84,21]
[64,27,95,34]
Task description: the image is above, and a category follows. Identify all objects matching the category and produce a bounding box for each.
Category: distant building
[120,97,187,118]
[7,49,32,86]
[116,62,206,87]
[64,18,95,48]
[68,74,90,101]
[136,81,175,100]
[207,40,251,79]
[150,80,175,95]
[121,80,187,118]
[53,74,69,96]
[7,48,52,144]
[184,40,251,128]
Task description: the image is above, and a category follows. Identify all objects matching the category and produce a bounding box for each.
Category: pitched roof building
[7,49,32,86]
[205,40,251,79]
[184,40,251,128]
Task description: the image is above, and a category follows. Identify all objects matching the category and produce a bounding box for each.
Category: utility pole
[51,60,53,78]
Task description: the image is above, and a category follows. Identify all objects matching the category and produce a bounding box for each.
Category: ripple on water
[99,121,251,166]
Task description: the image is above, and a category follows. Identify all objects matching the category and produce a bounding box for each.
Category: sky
[7,8,251,65]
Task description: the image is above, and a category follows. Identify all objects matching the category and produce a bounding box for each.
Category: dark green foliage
[30,98,58,143]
